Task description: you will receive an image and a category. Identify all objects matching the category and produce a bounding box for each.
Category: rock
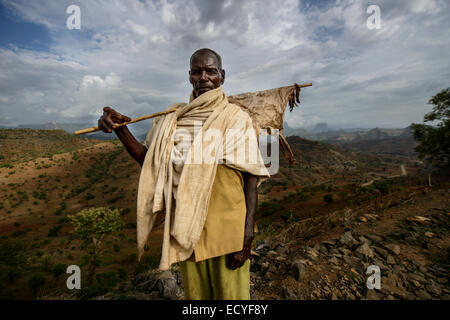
[255,240,270,251]
[373,259,389,272]
[250,250,260,257]
[426,281,442,296]
[409,273,427,284]
[356,243,374,261]
[330,292,338,300]
[367,234,383,243]
[424,232,434,238]
[373,246,389,259]
[386,255,396,265]
[416,289,432,300]
[343,255,363,272]
[126,292,152,300]
[358,236,371,245]
[306,247,319,260]
[365,289,381,300]
[292,261,307,281]
[156,271,182,300]
[359,216,368,222]
[328,256,339,265]
[260,262,269,276]
[385,244,401,255]
[275,244,289,256]
[282,287,297,300]
[406,216,431,225]
[364,214,379,221]
[339,248,352,256]
[319,245,329,255]
[321,240,336,247]
[339,231,359,247]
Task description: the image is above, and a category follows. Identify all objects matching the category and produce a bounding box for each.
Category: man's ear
[188,70,193,85]
[221,69,226,85]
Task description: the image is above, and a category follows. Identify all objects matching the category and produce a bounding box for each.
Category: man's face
[189,53,225,98]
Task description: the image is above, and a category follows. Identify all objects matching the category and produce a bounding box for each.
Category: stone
[328,256,339,265]
[385,244,401,255]
[373,246,389,259]
[365,289,381,300]
[409,273,427,284]
[319,245,329,255]
[156,271,182,300]
[424,232,434,238]
[386,255,396,265]
[306,247,319,260]
[321,240,336,247]
[339,248,352,256]
[358,236,371,245]
[356,243,374,261]
[339,231,359,247]
[406,216,431,225]
[426,282,442,296]
[282,287,297,300]
[292,261,307,281]
[255,240,270,251]
[367,234,384,243]
[416,289,432,300]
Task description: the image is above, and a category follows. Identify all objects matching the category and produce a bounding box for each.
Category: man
[98,48,269,299]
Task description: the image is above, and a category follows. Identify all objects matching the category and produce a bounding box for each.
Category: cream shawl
[137,87,270,270]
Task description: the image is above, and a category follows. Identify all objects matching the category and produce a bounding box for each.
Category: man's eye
[207,69,218,74]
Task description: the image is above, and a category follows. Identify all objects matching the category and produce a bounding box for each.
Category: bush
[280,209,299,223]
[52,264,66,280]
[323,194,333,204]
[27,274,46,296]
[47,225,63,237]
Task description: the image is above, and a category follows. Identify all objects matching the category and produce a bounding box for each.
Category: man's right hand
[98,106,132,133]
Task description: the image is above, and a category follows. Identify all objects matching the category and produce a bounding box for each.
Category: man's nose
[200,71,208,80]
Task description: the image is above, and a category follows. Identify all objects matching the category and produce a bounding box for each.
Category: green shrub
[323,194,333,204]
[27,274,46,295]
[280,209,299,223]
[52,264,66,280]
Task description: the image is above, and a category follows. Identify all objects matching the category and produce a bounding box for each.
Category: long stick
[74,83,312,135]
[74,107,177,135]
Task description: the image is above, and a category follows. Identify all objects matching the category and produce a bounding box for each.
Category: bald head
[189,48,225,98]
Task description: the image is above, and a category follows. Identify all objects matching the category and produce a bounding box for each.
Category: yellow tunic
[193,164,246,261]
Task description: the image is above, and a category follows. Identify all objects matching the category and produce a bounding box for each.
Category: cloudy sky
[0,0,449,134]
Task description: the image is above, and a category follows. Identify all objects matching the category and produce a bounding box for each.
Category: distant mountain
[3,122,151,142]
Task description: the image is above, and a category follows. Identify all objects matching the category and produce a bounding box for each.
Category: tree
[69,207,124,286]
[411,88,450,169]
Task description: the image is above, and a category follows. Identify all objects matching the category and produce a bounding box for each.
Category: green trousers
[179,255,250,300]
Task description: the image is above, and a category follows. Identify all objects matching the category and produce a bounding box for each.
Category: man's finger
[103,106,113,113]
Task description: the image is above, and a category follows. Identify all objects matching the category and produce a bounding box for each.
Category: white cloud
[0,0,449,131]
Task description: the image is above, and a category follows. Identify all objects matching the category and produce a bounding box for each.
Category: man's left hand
[226,235,253,270]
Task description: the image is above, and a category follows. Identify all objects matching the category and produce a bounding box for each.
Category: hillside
[0,129,103,164]
[0,129,447,300]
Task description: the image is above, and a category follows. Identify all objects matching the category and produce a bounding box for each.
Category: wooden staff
[74,107,178,135]
[74,83,312,135]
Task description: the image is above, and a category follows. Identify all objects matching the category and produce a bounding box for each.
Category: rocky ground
[82,186,449,301]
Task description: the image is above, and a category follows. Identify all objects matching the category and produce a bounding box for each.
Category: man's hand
[97,106,147,166]
[98,106,131,133]
[226,234,254,270]
[226,173,258,270]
